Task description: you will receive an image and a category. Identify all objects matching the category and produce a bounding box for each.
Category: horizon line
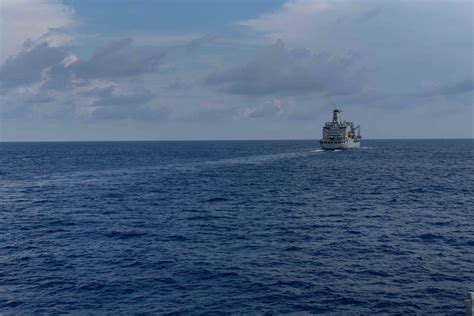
[1,138,473,143]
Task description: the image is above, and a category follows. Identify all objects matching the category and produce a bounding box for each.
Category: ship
[320,108,361,150]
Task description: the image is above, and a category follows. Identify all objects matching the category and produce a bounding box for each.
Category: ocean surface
[1,139,473,315]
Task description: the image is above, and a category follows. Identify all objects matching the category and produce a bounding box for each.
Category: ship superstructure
[320,108,361,150]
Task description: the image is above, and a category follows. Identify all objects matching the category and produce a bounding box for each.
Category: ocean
[1,140,473,314]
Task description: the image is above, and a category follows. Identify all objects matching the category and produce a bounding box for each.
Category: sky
[0,0,472,141]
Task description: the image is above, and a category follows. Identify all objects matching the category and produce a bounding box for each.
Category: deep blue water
[1,140,473,314]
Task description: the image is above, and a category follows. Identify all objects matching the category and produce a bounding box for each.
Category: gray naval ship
[320,108,361,150]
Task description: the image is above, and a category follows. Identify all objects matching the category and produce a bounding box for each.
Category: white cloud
[238,0,381,47]
[239,0,333,43]
[0,0,76,62]
[61,55,78,68]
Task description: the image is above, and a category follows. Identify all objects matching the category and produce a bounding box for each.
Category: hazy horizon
[1,137,473,143]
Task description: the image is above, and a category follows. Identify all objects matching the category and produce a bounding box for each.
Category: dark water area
[1,140,473,314]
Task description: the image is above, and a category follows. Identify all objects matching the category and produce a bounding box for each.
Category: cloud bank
[0,0,472,140]
[0,0,75,62]
[71,38,165,79]
[207,40,366,96]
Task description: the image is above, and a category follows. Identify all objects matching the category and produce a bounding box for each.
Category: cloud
[91,87,155,107]
[0,32,165,121]
[336,5,383,24]
[165,77,185,91]
[0,88,59,119]
[80,84,116,98]
[239,0,331,34]
[206,40,366,96]
[88,87,165,120]
[235,98,288,119]
[0,0,76,62]
[1,0,472,140]
[40,62,75,90]
[236,0,472,107]
[74,82,157,116]
[186,34,218,53]
[0,36,166,92]
[412,77,474,98]
[0,43,69,89]
[91,105,166,120]
[71,38,166,79]
[355,6,383,22]
[238,0,336,44]
[238,1,390,45]
[25,91,55,104]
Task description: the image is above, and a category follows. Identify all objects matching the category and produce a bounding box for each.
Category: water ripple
[0,140,473,314]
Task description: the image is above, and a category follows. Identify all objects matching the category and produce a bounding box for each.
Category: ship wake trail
[204,151,312,166]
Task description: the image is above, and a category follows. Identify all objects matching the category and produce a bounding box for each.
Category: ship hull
[320,139,361,150]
